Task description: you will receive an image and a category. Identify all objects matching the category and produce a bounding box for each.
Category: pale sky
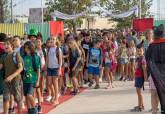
[13,0,165,19]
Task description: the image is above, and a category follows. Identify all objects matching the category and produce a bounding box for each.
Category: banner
[133,18,154,32]
[50,21,64,38]
[51,4,139,20]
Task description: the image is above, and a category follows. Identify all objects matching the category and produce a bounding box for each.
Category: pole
[11,0,13,23]
[41,0,43,37]
[139,0,141,18]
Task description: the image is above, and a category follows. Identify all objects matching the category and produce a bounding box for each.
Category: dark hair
[37,32,43,41]
[0,33,7,42]
[24,41,36,55]
[132,30,137,36]
[154,24,165,39]
[13,35,20,39]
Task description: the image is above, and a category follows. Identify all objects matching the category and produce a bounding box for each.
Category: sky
[13,0,165,19]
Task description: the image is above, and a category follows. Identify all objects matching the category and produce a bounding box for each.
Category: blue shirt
[88,48,101,67]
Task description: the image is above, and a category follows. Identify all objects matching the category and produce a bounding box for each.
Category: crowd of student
[0,26,162,114]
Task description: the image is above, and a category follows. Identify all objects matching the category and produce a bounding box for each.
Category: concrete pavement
[48,81,160,114]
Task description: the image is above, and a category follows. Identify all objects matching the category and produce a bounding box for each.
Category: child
[68,38,81,95]
[118,40,128,81]
[47,37,62,106]
[23,41,41,114]
[131,41,147,112]
[0,38,23,114]
[35,38,46,113]
[128,41,136,80]
[87,39,103,89]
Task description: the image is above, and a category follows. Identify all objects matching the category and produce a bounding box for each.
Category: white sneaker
[45,96,52,102]
[22,102,26,109]
[35,98,38,104]
[99,78,103,83]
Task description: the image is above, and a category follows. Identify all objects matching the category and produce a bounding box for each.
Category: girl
[118,40,129,81]
[23,41,40,114]
[47,37,62,106]
[35,38,46,113]
[103,41,113,89]
[128,41,136,80]
[68,38,81,95]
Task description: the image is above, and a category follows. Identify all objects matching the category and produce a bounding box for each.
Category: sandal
[130,106,144,112]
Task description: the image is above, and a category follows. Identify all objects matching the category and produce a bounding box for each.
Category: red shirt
[135,56,146,78]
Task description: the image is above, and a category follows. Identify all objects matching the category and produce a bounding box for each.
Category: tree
[108,0,153,29]
[0,0,10,23]
[45,0,108,33]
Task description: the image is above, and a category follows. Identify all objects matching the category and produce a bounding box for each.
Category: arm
[5,62,23,82]
[73,49,81,70]
[142,64,148,81]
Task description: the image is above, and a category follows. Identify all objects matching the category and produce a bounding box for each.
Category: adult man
[146,24,165,114]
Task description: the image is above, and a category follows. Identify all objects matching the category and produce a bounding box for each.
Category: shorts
[23,83,35,96]
[88,66,100,76]
[129,58,136,63]
[135,77,144,88]
[119,58,128,64]
[47,68,59,76]
[104,63,111,69]
[3,80,22,102]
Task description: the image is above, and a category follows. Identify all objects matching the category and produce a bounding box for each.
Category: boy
[87,39,103,89]
[131,41,147,112]
[0,38,23,114]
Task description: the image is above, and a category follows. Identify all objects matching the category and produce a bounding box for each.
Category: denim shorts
[119,58,128,64]
[88,66,100,76]
[47,68,59,76]
[135,77,144,88]
[104,63,111,69]
[23,83,35,96]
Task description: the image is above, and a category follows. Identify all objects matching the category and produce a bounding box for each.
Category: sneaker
[71,89,79,95]
[105,85,112,89]
[88,81,94,87]
[38,105,42,114]
[45,96,52,102]
[119,76,123,81]
[99,78,103,83]
[94,85,100,89]
[8,108,14,114]
[31,107,38,114]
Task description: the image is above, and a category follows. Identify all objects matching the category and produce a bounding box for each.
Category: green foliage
[109,0,153,29]
[0,0,10,23]
[45,0,108,32]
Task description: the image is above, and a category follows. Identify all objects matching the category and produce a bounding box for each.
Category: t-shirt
[48,47,62,68]
[135,56,146,78]
[81,41,92,58]
[120,48,128,59]
[69,49,80,68]
[36,49,45,69]
[23,55,40,83]
[0,51,22,81]
[88,48,102,67]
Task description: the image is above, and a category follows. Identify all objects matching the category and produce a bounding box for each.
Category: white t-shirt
[48,47,61,68]
[36,49,45,69]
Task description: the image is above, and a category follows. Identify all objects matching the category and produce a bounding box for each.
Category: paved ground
[48,81,160,114]
[0,81,160,114]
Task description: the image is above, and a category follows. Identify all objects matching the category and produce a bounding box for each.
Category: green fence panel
[154,20,165,27]
[25,23,50,42]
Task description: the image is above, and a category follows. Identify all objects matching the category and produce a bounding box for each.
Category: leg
[52,77,59,104]
[3,100,9,114]
[104,67,111,87]
[151,89,159,114]
[136,88,144,107]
